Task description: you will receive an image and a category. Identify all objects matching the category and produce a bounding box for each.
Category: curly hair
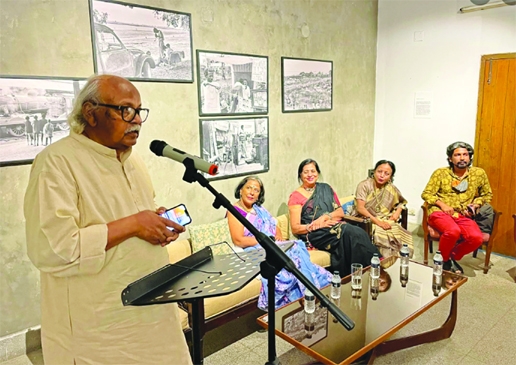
[446,141,474,168]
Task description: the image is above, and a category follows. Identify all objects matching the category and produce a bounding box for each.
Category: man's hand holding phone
[157,206,185,228]
[157,204,192,246]
[128,210,184,247]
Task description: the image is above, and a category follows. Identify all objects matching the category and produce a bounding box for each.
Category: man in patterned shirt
[421,141,492,273]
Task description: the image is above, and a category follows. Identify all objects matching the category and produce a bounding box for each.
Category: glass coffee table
[257,257,467,364]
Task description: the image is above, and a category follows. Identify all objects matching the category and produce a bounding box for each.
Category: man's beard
[454,161,469,169]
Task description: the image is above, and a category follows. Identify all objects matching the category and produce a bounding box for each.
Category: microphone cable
[208,241,246,262]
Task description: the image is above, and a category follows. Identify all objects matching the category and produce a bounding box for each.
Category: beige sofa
[165,214,330,339]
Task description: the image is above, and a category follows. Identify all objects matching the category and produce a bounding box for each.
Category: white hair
[67,75,104,134]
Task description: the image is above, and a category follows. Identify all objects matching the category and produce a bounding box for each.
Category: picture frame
[199,116,269,181]
[281,304,328,347]
[0,75,86,167]
[281,57,333,113]
[196,50,268,116]
[89,0,194,83]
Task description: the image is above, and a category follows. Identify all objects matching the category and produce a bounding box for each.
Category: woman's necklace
[237,200,255,214]
[303,186,315,192]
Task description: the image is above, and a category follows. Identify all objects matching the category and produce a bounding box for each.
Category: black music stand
[122,242,295,364]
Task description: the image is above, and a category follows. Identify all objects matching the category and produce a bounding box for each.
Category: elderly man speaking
[24,75,192,364]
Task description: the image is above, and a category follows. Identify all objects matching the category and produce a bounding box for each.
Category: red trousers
[428,211,483,261]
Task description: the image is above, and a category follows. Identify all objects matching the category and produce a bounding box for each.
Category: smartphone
[160,204,192,231]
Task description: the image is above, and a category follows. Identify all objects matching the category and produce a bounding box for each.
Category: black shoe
[443,260,452,271]
[451,259,464,274]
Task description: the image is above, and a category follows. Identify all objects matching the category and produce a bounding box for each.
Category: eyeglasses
[94,103,149,123]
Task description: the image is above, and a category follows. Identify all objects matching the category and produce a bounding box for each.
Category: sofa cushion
[204,278,262,319]
[340,195,356,216]
[308,249,331,268]
[167,239,192,264]
[189,219,235,255]
[276,214,290,240]
[178,307,190,330]
[188,215,290,255]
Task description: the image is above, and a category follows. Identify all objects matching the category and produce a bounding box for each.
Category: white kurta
[24,132,192,365]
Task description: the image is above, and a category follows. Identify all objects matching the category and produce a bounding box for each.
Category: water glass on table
[351,263,363,290]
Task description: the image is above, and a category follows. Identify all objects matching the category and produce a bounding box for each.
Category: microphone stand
[180,158,354,365]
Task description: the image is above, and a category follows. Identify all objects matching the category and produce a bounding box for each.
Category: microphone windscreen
[150,140,167,156]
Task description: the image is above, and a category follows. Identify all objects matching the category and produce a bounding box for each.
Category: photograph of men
[197,51,269,116]
[24,115,34,145]
[24,74,192,364]
[201,68,221,114]
[33,114,44,146]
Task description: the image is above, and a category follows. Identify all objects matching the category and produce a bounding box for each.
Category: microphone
[150,140,218,176]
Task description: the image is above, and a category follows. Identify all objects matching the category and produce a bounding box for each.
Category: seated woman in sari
[288,159,380,278]
[355,160,413,259]
[227,175,331,310]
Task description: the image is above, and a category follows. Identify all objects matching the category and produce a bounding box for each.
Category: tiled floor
[4,230,516,365]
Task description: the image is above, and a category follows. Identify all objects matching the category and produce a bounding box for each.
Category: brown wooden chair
[421,202,501,273]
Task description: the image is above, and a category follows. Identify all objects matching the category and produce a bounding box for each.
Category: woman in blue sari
[227,176,331,310]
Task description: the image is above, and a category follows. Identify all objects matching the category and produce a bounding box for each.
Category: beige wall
[0,0,378,337]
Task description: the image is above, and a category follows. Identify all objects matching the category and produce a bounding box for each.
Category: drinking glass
[351,263,363,290]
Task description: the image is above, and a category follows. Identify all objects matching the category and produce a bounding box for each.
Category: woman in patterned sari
[227,176,331,311]
[355,160,413,258]
[288,159,380,277]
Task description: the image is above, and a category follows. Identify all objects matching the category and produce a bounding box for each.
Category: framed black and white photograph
[197,50,268,116]
[89,0,193,82]
[200,117,269,181]
[281,57,333,113]
[0,76,86,167]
